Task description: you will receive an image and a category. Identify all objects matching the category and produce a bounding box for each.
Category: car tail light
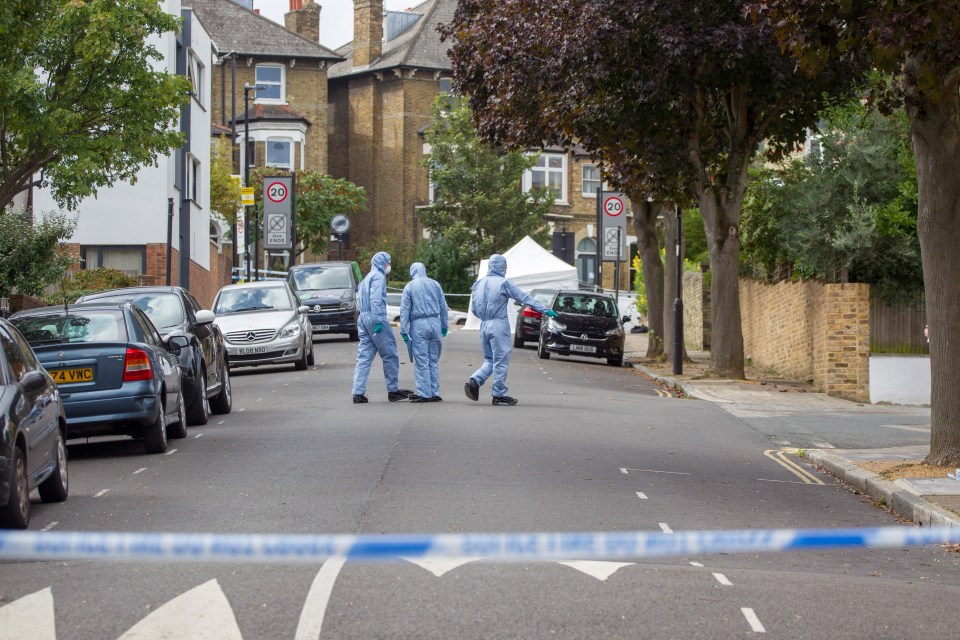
[123,348,153,382]
[522,307,542,319]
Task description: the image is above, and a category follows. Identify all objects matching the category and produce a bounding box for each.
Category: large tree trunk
[906,56,960,467]
[632,199,664,358]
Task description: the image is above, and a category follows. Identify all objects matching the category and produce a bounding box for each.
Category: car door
[183,291,219,392]
[130,309,181,413]
[0,326,54,479]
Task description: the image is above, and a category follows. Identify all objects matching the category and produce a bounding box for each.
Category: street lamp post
[673,205,684,375]
[242,83,261,282]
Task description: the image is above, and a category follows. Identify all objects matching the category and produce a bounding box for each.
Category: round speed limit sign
[266,181,289,203]
[603,195,625,217]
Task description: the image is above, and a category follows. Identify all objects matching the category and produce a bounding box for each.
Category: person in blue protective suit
[400,262,449,403]
[465,253,558,406]
[352,251,414,403]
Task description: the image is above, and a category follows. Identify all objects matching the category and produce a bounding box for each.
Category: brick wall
[740,278,870,402]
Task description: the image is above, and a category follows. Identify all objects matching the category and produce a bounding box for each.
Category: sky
[255,0,415,51]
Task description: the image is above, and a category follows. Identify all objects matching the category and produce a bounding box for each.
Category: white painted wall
[869,355,931,406]
[186,6,212,270]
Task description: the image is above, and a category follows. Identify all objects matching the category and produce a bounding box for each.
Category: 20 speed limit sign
[601,192,627,262]
[603,195,625,217]
[266,181,289,203]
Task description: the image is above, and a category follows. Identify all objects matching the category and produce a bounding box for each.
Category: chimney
[285,0,320,44]
[353,0,383,68]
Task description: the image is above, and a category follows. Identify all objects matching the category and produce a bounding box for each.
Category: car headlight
[339,300,356,311]
[605,326,624,336]
[279,322,302,338]
[546,318,566,331]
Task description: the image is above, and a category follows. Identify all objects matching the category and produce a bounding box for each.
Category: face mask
[385,265,392,275]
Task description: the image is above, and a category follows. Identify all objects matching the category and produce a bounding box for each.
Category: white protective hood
[464,236,579,332]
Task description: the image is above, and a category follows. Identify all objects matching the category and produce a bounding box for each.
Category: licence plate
[312,324,330,331]
[237,346,268,355]
[50,367,94,384]
[570,344,596,354]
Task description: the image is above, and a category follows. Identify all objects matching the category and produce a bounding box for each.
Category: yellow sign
[241,187,255,206]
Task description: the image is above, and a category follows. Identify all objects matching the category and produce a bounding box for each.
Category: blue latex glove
[545,310,559,318]
[374,322,383,334]
[442,328,448,337]
[401,333,410,343]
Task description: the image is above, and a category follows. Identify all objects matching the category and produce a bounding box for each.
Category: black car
[513,288,559,347]
[538,291,630,367]
[0,318,69,529]
[11,303,188,454]
[287,261,360,341]
[76,286,231,424]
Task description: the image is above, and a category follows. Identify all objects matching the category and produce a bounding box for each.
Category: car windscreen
[553,295,617,318]
[532,291,556,304]
[91,293,185,331]
[290,266,353,291]
[214,287,293,314]
[386,293,402,306]
[12,310,128,345]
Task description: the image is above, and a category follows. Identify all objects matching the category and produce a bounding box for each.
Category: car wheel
[186,369,209,426]
[307,342,315,366]
[608,354,624,367]
[166,390,188,439]
[143,400,169,454]
[295,341,309,371]
[513,328,524,348]
[209,364,232,415]
[38,428,69,503]
[349,330,359,342]
[537,337,550,360]
[0,446,30,528]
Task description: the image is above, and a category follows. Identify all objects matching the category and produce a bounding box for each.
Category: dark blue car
[11,302,186,454]
[0,318,68,529]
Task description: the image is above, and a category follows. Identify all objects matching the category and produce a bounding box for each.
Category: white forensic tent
[464,236,579,332]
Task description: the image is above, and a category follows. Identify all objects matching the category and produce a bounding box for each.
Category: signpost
[262,176,295,253]
[330,214,350,260]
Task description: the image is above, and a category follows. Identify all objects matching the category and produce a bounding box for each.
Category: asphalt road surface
[3,328,959,639]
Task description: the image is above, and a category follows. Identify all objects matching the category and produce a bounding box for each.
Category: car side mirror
[298,305,310,314]
[195,309,215,324]
[167,335,190,353]
[21,370,47,393]
[622,316,631,324]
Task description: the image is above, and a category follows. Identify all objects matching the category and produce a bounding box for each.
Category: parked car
[448,308,469,326]
[537,291,630,367]
[386,292,402,324]
[287,261,360,341]
[0,318,69,529]
[77,286,231,424]
[513,288,559,347]
[10,302,188,454]
[212,281,314,371]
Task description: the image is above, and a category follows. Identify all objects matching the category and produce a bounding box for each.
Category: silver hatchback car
[212,281,314,371]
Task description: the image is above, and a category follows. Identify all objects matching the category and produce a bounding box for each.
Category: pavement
[623,331,960,530]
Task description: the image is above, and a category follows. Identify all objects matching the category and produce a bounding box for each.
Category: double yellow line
[764,449,824,485]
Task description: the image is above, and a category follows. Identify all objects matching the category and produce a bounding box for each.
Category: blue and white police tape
[1,526,959,564]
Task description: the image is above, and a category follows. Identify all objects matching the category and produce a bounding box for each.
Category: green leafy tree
[41,267,138,306]
[250,168,365,260]
[443,0,865,378]
[419,94,553,283]
[0,212,76,299]
[209,137,241,232]
[0,0,191,210]
[750,0,960,467]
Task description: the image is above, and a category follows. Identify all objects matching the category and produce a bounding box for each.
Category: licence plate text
[237,346,268,355]
[570,344,596,354]
[50,367,94,384]
[313,324,330,331]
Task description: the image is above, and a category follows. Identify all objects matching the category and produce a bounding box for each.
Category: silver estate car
[212,281,314,371]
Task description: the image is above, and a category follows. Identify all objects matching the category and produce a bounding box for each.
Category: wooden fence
[870,294,928,354]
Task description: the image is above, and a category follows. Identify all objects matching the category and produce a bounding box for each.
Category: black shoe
[430,396,443,402]
[388,389,414,402]
[352,394,368,404]
[409,394,431,403]
[492,395,518,406]
[464,378,479,401]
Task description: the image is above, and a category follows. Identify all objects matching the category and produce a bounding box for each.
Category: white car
[212,281,314,371]
[386,292,466,327]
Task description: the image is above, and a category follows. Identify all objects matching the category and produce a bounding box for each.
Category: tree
[749,1,960,465]
[443,0,864,378]
[0,212,76,299]
[0,0,191,210]
[249,168,365,261]
[209,137,241,232]
[419,94,553,278]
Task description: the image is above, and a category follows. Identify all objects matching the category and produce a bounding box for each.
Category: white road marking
[118,579,242,640]
[94,489,109,498]
[256,398,262,402]
[238,408,245,412]
[741,607,766,633]
[712,573,732,586]
[636,491,648,500]
[659,523,673,534]
[133,468,147,475]
[194,433,204,439]
[811,442,834,449]
[622,468,691,475]
[0,588,56,640]
[689,562,704,568]
[620,468,628,474]
[295,556,347,640]
[40,521,58,532]
[165,449,177,456]
[559,561,633,581]
[218,419,226,424]
[404,557,483,577]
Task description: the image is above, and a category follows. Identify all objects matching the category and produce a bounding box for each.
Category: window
[582,164,610,197]
[190,156,200,202]
[255,65,284,102]
[81,246,146,276]
[439,77,452,94]
[0,328,28,381]
[576,237,597,286]
[266,139,293,170]
[524,153,567,203]
[188,53,205,107]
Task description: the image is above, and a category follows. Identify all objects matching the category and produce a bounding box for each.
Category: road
[2,328,959,639]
